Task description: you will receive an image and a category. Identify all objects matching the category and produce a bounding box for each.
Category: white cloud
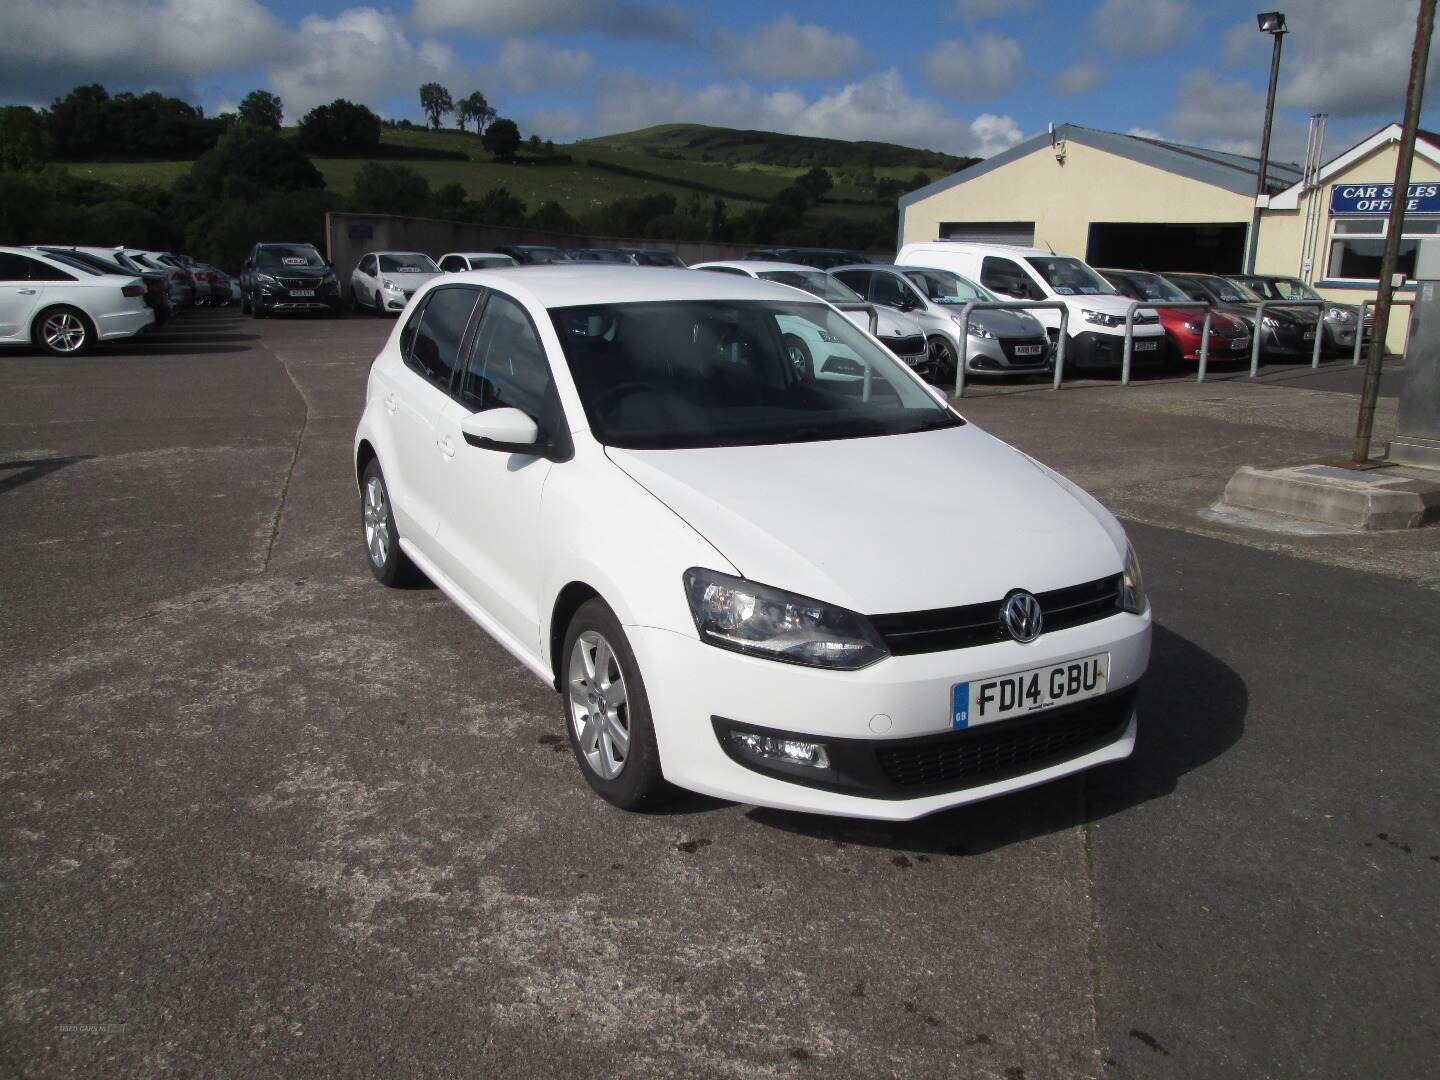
[589,68,1022,158]
[1125,126,1163,139]
[496,38,593,94]
[922,35,1024,100]
[1278,0,1440,116]
[412,0,693,41]
[721,16,865,81]
[1055,63,1105,95]
[1221,20,1267,66]
[1090,0,1192,55]
[270,7,465,119]
[524,105,584,139]
[0,0,288,103]
[1165,70,1265,154]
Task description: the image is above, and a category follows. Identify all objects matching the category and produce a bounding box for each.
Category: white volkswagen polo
[353,266,1150,820]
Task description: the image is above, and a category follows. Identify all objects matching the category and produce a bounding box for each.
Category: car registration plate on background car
[952,653,1109,729]
[1303,331,1315,340]
[1233,337,1250,350]
[289,289,315,297]
[1134,341,1158,351]
[1014,344,1044,356]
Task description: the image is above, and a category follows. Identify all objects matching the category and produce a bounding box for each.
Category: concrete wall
[899,139,1252,255]
[326,213,762,281]
[1255,141,1440,353]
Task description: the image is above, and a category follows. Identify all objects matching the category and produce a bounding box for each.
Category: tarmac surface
[3,307,1437,1079]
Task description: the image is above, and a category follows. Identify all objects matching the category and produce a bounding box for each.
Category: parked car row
[0,243,236,356]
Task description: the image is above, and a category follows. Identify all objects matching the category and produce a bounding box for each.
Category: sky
[1,0,1434,164]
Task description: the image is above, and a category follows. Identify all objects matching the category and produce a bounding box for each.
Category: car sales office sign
[1331,182,1440,215]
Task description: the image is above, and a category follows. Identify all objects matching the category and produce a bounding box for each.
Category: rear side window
[403,286,481,390]
[869,272,911,306]
[18,255,76,282]
[459,292,554,418]
[832,269,871,295]
[440,256,464,272]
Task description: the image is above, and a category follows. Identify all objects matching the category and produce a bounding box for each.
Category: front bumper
[962,333,1051,373]
[629,609,1149,820]
[1067,329,1165,370]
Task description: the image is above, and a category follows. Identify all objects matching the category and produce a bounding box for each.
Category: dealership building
[898,122,1440,351]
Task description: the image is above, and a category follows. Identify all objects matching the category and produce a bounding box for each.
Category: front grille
[1132,313,1160,325]
[870,574,1122,656]
[278,276,321,289]
[880,333,925,356]
[875,689,1134,791]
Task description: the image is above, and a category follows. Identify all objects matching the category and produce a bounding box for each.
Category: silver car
[833,264,1053,383]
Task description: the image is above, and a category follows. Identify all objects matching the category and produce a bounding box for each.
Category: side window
[23,256,76,282]
[363,255,378,275]
[832,269,871,296]
[870,273,906,306]
[980,257,1035,300]
[459,292,555,419]
[440,256,460,272]
[0,253,34,281]
[701,266,749,276]
[404,286,480,390]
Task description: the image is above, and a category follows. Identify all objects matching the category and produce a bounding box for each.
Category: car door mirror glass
[461,407,540,451]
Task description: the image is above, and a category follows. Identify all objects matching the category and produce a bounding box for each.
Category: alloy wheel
[42,312,86,353]
[567,631,631,780]
[362,476,391,567]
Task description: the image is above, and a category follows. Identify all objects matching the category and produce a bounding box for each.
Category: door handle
[383,393,399,414]
[18,288,37,295]
[437,436,456,459]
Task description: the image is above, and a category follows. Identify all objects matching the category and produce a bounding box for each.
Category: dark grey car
[1162,273,1318,359]
[1231,274,1361,356]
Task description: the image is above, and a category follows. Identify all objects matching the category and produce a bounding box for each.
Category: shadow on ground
[742,623,1246,855]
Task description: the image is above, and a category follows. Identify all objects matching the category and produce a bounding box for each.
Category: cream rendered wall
[901,139,1252,254]
[1255,142,1440,353]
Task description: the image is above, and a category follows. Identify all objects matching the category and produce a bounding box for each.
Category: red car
[1099,268,1252,363]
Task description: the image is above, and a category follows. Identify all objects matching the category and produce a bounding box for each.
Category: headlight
[683,568,888,670]
[1082,308,1124,328]
[1120,543,1147,615]
[1183,320,1202,333]
[382,278,400,290]
[1327,305,1353,322]
[950,314,993,338]
[255,272,278,286]
[322,271,338,285]
[1262,315,1279,328]
[816,330,841,343]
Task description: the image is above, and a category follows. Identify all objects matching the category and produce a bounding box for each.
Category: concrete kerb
[1222,463,1440,530]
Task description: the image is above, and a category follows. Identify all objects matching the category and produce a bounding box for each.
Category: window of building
[1327,216,1440,281]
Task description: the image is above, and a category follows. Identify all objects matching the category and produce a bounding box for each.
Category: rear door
[381,285,483,538]
[0,253,53,340]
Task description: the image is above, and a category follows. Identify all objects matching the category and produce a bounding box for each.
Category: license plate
[289,289,315,297]
[1231,336,1249,350]
[1302,331,1315,340]
[952,653,1109,729]
[1014,344,1043,356]
[1134,341,1158,352]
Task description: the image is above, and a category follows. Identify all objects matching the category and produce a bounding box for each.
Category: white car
[692,260,932,376]
[351,251,443,315]
[896,242,1166,372]
[439,252,519,272]
[352,265,1151,821]
[0,246,153,356]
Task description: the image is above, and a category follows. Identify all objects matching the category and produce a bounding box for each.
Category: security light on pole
[1244,11,1288,275]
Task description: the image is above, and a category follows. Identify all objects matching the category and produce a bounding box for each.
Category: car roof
[445,252,513,259]
[438,264,823,307]
[902,241,1052,258]
[692,260,824,274]
[830,262,900,274]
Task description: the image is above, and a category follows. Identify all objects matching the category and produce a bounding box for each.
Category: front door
[432,289,559,654]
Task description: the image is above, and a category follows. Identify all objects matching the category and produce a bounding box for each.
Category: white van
[895,242,1165,371]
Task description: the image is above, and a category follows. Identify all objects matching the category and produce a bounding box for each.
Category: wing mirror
[461,407,541,453]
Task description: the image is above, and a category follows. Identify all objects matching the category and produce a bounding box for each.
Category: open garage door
[939,221,1035,246]
[1086,222,1247,274]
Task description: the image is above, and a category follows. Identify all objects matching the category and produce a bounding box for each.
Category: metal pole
[1309,303,1324,368]
[955,301,973,399]
[1353,300,1370,366]
[1355,0,1435,463]
[1121,303,1136,384]
[1250,301,1269,377]
[1197,307,1213,382]
[1245,29,1286,274]
[1052,308,1068,390]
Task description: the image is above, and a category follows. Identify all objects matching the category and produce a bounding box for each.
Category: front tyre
[359,459,417,586]
[33,306,94,357]
[928,336,958,386]
[563,599,668,811]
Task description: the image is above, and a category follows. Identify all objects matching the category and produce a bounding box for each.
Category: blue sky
[1,0,1432,162]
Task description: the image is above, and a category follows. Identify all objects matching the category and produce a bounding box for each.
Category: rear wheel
[33,306,94,357]
[360,459,417,587]
[562,599,668,811]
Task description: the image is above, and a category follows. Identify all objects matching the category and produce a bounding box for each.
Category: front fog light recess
[728,731,830,769]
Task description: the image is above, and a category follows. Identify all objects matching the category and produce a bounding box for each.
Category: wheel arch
[355,439,378,489]
[548,581,602,690]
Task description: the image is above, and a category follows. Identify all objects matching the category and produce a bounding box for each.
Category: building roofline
[1268,123,1440,209]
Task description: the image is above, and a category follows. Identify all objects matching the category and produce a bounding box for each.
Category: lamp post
[1244,11,1288,274]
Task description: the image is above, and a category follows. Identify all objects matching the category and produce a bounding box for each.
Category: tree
[419,83,453,131]
[527,133,542,153]
[238,90,283,129]
[470,185,526,227]
[456,91,494,133]
[796,166,833,200]
[352,162,431,215]
[298,99,381,154]
[481,117,520,161]
[0,106,54,170]
[434,182,467,213]
[183,124,325,206]
[528,200,577,234]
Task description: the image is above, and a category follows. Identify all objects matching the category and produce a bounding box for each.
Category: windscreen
[1270,278,1321,301]
[1199,275,1259,303]
[258,245,325,270]
[900,267,995,304]
[378,252,440,273]
[549,300,961,450]
[1025,256,1117,296]
[756,270,861,302]
[1113,271,1187,302]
